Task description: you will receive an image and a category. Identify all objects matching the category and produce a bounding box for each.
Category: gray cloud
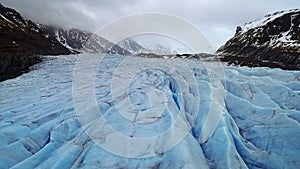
[0,0,299,48]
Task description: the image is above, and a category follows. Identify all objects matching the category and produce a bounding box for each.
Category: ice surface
[0,54,299,169]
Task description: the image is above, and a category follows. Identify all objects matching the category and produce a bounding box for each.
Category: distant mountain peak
[117,38,191,55]
[38,24,131,55]
[117,38,144,54]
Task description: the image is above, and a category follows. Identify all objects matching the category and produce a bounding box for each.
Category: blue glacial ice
[0,54,299,169]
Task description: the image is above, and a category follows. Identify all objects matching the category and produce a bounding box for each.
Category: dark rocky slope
[0,3,71,81]
[0,3,134,82]
[217,9,300,70]
[38,25,131,55]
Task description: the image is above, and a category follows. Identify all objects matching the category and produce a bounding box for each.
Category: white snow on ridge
[0,14,14,25]
[239,9,300,50]
[269,29,300,49]
[242,9,299,33]
[0,54,299,169]
[54,30,77,52]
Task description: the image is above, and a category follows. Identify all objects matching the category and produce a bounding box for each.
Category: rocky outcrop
[217,9,300,70]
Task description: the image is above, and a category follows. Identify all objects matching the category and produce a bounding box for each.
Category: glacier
[0,54,300,169]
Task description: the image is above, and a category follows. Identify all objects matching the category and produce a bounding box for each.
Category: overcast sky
[1,0,299,49]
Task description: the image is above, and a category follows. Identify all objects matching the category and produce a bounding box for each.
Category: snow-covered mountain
[116,38,145,54]
[0,4,70,55]
[0,3,71,82]
[140,44,174,55]
[217,9,300,70]
[38,25,131,55]
[0,54,299,168]
[37,26,178,56]
[117,38,189,55]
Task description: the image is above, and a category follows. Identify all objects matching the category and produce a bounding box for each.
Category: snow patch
[242,9,299,33]
[0,14,14,25]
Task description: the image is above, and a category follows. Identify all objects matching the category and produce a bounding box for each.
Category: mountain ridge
[38,24,131,55]
[217,9,300,70]
[0,3,133,81]
[0,3,72,81]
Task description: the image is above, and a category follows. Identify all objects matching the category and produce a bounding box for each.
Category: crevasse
[0,54,299,169]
